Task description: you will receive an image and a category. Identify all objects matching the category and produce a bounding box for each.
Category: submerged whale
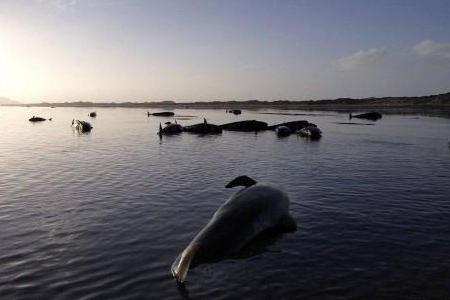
[220,120,268,132]
[29,116,46,122]
[267,120,314,131]
[171,175,297,283]
[227,109,242,115]
[275,125,292,137]
[183,118,222,134]
[349,111,382,121]
[298,125,322,139]
[159,121,182,135]
[71,119,93,132]
[149,111,175,117]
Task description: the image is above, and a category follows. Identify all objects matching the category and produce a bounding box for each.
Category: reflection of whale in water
[176,227,287,300]
[220,120,268,132]
[183,118,222,134]
[349,111,382,121]
[171,175,297,283]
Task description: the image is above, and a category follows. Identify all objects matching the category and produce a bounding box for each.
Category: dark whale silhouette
[71,119,93,132]
[298,125,322,139]
[158,121,182,135]
[220,120,268,132]
[267,120,315,131]
[171,175,297,283]
[227,109,242,115]
[183,118,222,134]
[275,125,292,137]
[349,111,382,121]
[29,116,46,122]
[149,111,175,117]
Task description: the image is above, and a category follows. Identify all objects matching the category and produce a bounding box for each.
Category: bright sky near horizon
[0,0,450,103]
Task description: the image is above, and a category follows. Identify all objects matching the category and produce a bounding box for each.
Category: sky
[0,0,450,103]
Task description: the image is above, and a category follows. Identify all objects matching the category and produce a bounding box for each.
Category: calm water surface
[0,107,449,299]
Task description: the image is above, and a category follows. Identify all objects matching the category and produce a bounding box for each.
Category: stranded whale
[71,119,93,132]
[158,121,182,135]
[183,118,222,134]
[171,175,297,283]
[349,111,382,121]
[29,116,46,122]
[149,111,175,117]
[220,120,268,132]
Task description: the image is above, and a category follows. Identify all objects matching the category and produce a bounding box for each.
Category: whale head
[225,175,257,188]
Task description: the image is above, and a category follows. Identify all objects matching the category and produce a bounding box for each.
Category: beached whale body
[298,125,322,139]
[275,125,292,137]
[267,120,314,131]
[171,175,297,283]
[183,118,222,134]
[159,121,182,135]
[349,111,382,121]
[71,119,93,132]
[149,111,175,117]
[29,116,46,122]
[220,120,268,132]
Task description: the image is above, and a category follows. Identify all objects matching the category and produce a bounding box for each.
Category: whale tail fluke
[171,244,196,283]
[226,175,257,188]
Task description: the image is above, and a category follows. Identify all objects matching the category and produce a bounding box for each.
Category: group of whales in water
[25,108,386,283]
[29,111,97,133]
[28,109,382,138]
[27,110,321,137]
[158,117,323,138]
[171,175,297,283]
[155,110,385,139]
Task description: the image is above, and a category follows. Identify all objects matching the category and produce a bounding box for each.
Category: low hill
[27,91,450,109]
[0,96,20,105]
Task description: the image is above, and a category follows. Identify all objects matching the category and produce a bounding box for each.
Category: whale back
[215,184,290,235]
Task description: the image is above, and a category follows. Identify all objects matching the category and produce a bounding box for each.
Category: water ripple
[0,107,449,299]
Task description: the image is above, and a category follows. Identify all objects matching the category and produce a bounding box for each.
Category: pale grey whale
[171,175,297,283]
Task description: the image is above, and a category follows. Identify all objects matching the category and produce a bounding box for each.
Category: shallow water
[0,107,449,299]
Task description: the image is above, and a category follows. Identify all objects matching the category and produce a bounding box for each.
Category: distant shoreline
[8,103,450,111]
[2,91,450,111]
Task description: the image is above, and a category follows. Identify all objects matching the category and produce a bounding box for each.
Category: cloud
[336,48,386,70]
[412,40,450,60]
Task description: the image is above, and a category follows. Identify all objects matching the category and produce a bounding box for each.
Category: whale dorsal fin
[225,175,257,188]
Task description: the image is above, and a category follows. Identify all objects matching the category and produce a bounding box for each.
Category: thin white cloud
[412,40,450,60]
[336,48,386,70]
